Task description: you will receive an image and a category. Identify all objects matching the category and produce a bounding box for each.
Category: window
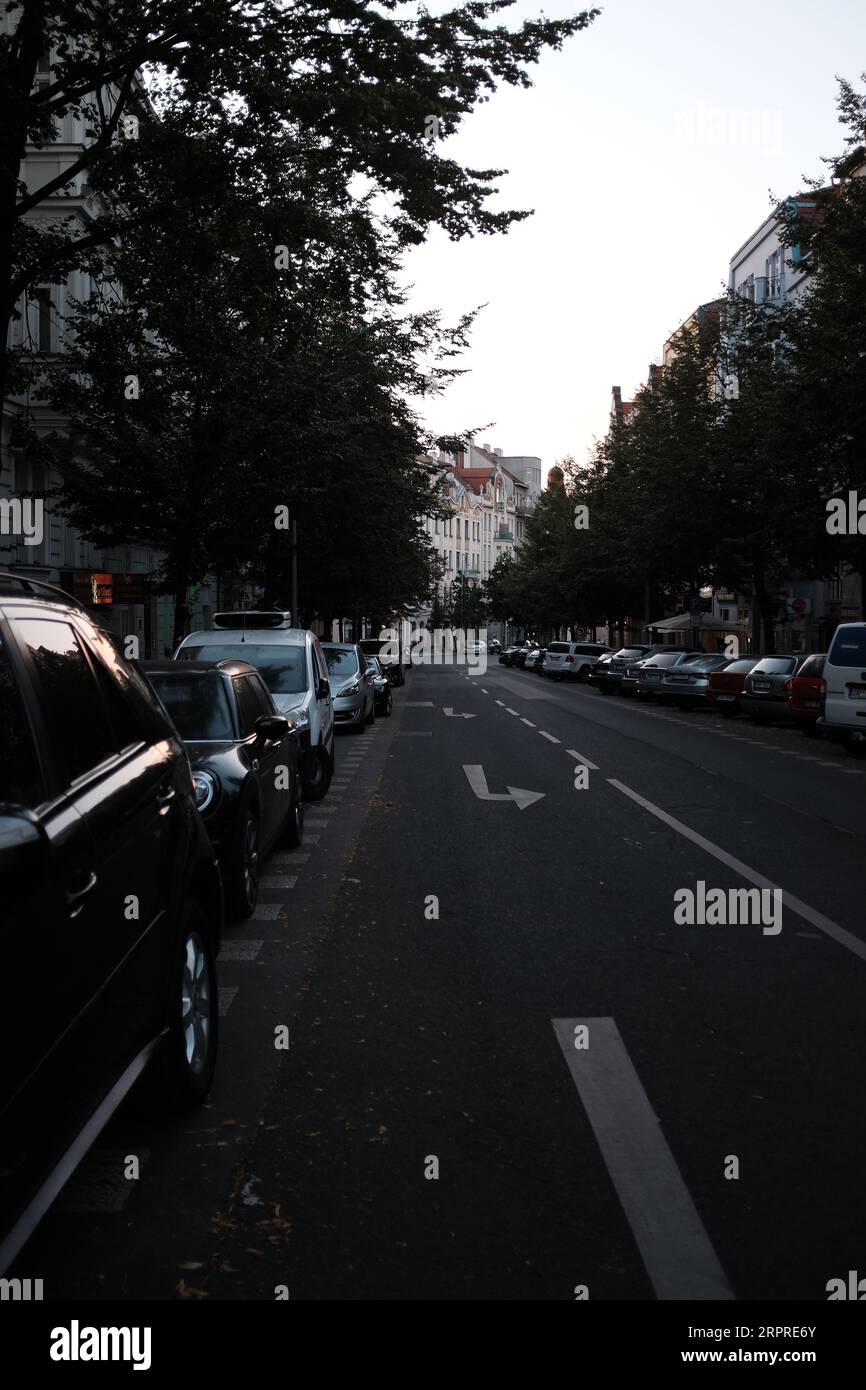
[31,288,52,352]
[324,647,361,679]
[87,625,168,748]
[234,676,269,736]
[828,629,866,667]
[0,632,44,807]
[751,657,798,675]
[148,671,234,741]
[798,655,825,678]
[178,643,308,695]
[15,618,116,784]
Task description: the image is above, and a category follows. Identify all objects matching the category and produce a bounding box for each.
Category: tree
[1,0,598,406]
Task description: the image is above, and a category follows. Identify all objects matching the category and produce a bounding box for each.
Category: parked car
[623,649,704,699]
[740,654,811,722]
[657,654,732,707]
[589,645,662,694]
[0,574,222,1275]
[524,645,546,672]
[818,623,866,752]
[358,636,407,686]
[142,660,304,919]
[322,642,375,733]
[787,653,826,737]
[366,657,394,717]
[543,640,610,681]
[498,645,523,667]
[175,613,334,801]
[706,656,760,716]
[488,639,502,654]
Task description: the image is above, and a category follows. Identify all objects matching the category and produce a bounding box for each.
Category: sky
[402,0,866,471]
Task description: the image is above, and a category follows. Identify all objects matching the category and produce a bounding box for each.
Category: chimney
[494,447,503,457]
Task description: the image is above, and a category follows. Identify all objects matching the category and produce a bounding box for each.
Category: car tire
[577,665,590,682]
[226,807,260,919]
[304,742,332,801]
[366,697,375,726]
[149,901,218,1114]
[283,771,305,847]
[720,706,738,718]
[384,690,393,716]
[799,721,819,738]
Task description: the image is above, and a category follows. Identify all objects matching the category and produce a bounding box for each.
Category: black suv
[0,575,223,1273]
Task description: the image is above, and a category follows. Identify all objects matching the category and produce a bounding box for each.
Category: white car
[176,613,335,800]
[544,640,612,681]
[820,622,866,751]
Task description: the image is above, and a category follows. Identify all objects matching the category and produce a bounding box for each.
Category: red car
[706,656,758,716]
[787,653,826,736]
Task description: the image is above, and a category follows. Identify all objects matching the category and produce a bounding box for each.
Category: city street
[17,663,866,1302]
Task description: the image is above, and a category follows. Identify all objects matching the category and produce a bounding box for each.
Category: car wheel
[577,665,590,682]
[384,690,393,717]
[720,706,738,718]
[226,808,259,919]
[148,901,218,1113]
[304,742,332,801]
[601,685,615,695]
[283,771,305,847]
[366,697,375,726]
[800,721,819,738]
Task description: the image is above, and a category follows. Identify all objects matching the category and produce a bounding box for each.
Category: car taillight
[820,678,827,696]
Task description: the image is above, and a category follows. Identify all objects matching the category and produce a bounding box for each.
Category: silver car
[322,643,375,733]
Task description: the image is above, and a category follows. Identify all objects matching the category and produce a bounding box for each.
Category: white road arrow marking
[443,707,476,719]
[404,701,434,707]
[462,764,545,811]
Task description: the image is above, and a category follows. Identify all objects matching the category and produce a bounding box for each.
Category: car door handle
[156,786,176,815]
[66,871,98,919]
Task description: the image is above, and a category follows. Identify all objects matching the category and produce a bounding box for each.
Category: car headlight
[287,708,310,732]
[192,769,218,813]
[339,682,360,696]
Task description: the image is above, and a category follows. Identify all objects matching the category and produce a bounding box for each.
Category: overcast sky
[402,0,866,470]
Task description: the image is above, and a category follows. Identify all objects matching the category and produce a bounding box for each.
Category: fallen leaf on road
[176,1279,209,1299]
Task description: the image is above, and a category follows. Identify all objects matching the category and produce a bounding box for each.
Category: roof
[180,627,311,646]
[647,613,747,633]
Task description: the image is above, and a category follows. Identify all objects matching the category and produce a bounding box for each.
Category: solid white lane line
[609,779,866,962]
[539,730,560,744]
[521,718,536,728]
[566,747,600,770]
[552,1018,733,1301]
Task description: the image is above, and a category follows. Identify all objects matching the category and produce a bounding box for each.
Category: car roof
[143,659,259,676]
[321,641,360,649]
[180,627,311,646]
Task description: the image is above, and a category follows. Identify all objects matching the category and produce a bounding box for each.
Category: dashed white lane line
[220,939,264,962]
[260,874,298,890]
[304,834,320,844]
[218,987,239,1016]
[253,903,283,921]
[609,778,866,963]
[538,730,560,744]
[552,1018,733,1301]
[272,852,310,865]
[505,706,519,716]
[566,747,600,771]
[495,699,506,707]
[481,688,489,694]
[521,718,536,728]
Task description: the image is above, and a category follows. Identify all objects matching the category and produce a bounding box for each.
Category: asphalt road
[16,662,866,1301]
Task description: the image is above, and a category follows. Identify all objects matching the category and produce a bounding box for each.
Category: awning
[647,613,745,633]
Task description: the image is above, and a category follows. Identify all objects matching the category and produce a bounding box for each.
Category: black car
[358,637,405,686]
[740,654,811,722]
[0,574,222,1275]
[365,656,394,717]
[588,644,658,693]
[143,660,304,919]
[498,645,521,666]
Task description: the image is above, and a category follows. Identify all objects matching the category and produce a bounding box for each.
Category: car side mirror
[317,677,330,699]
[254,713,289,742]
[0,808,46,880]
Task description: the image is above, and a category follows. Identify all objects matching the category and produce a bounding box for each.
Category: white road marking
[271,852,310,865]
[462,763,545,811]
[404,701,435,707]
[218,986,239,1017]
[260,874,298,889]
[552,1018,733,1301]
[443,707,476,718]
[495,699,506,707]
[521,718,536,728]
[609,779,866,962]
[252,903,283,921]
[481,688,489,694]
[566,747,600,770]
[304,834,320,843]
[303,818,331,828]
[220,939,264,961]
[396,731,432,737]
[538,730,560,744]
[505,706,519,715]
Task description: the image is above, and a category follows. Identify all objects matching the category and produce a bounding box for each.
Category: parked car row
[0,586,403,1275]
[504,625,866,753]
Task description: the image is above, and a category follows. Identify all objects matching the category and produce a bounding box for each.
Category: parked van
[176,613,335,799]
[819,622,866,751]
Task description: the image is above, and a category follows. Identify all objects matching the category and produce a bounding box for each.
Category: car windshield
[324,647,360,678]
[752,657,797,674]
[687,656,729,670]
[148,672,234,740]
[178,644,308,694]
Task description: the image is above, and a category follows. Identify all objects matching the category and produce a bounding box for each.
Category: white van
[820,622,866,749]
[176,613,335,800]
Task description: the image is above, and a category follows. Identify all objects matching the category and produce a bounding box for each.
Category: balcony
[495,529,513,541]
